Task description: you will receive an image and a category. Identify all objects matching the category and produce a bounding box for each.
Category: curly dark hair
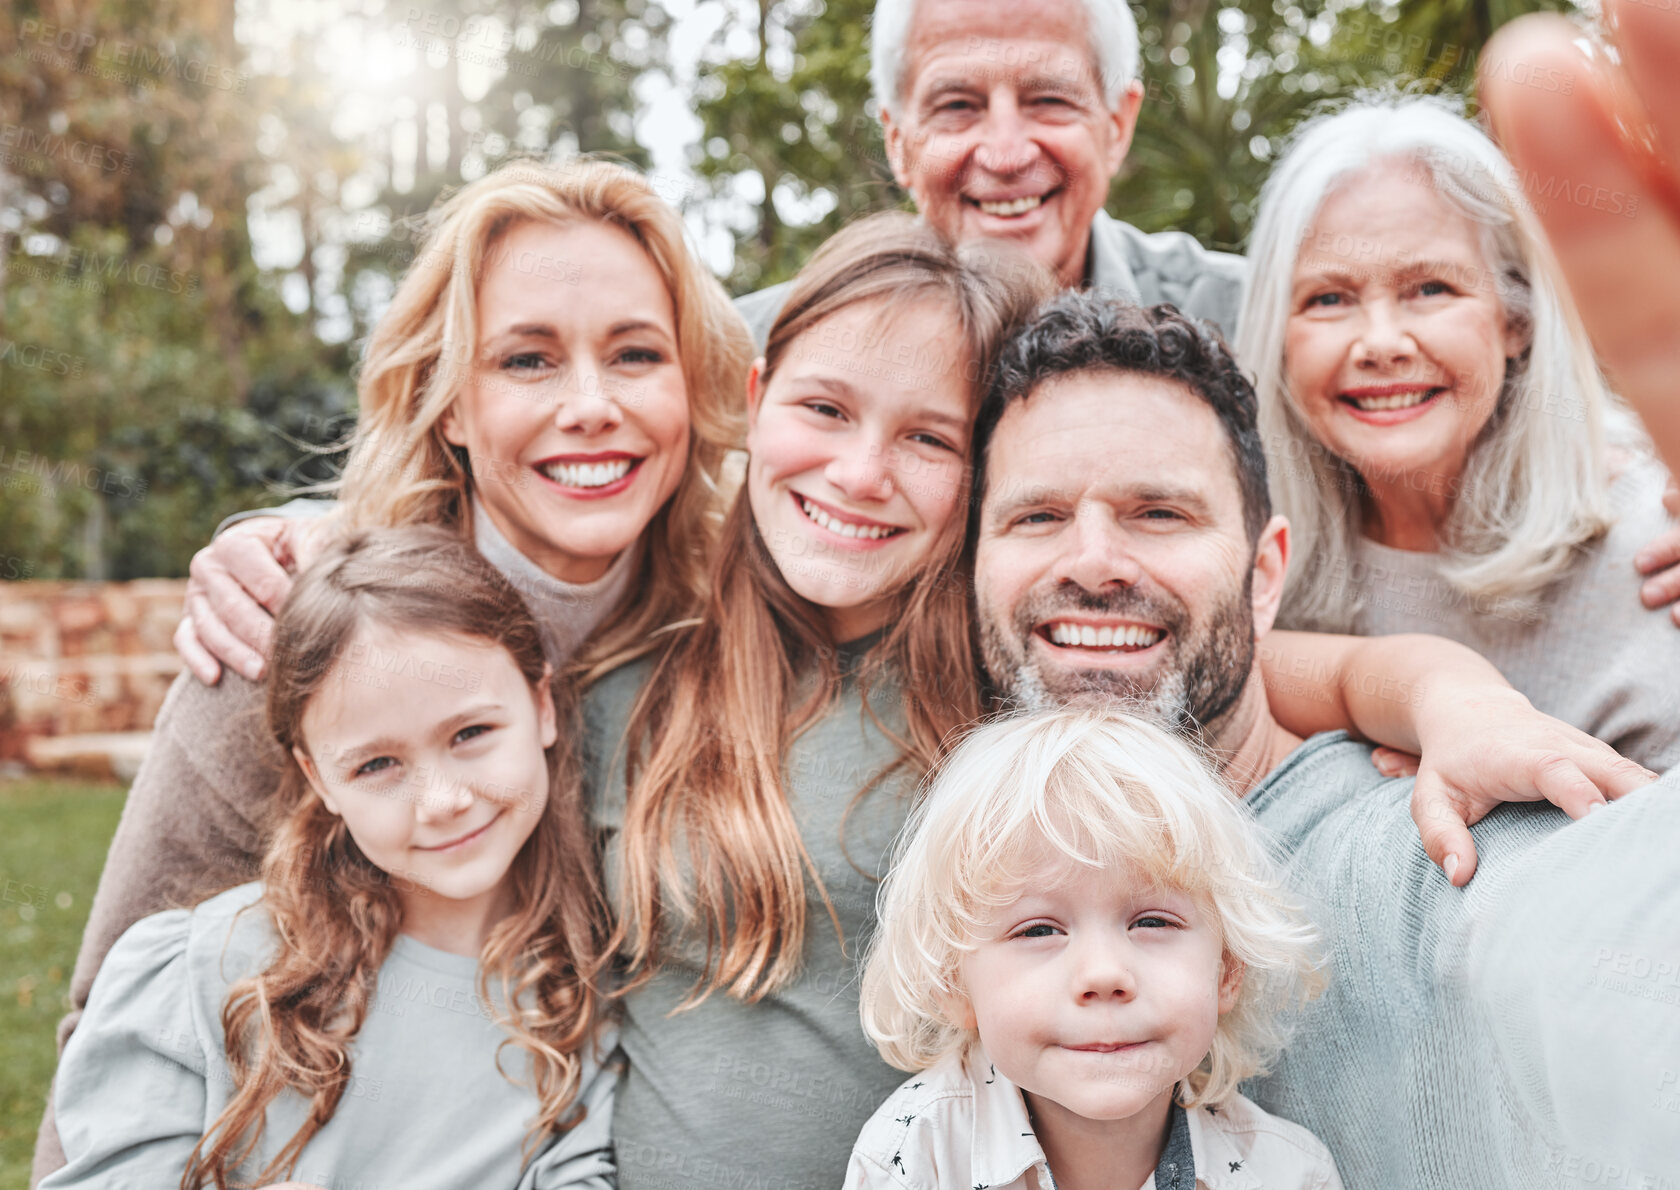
[972,293,1272,545]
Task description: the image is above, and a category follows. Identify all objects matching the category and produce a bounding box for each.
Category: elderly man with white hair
[735,0,1247,347]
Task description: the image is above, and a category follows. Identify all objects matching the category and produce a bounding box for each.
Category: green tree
[0,0,351,578]
[693,0,900,294]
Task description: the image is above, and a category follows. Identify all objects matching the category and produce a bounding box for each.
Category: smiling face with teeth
[294,622,556,946]
[440,219,692,584]
[882,0,1139,289]
[745,296,974,642]
[1284,161,1527,545]
[975,371,1288,735]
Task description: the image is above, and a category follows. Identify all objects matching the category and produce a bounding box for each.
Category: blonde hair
[859,708,1324,1107]
[332,156,752,678]
[1235,94,1631,632]
[613,213,1051,1006]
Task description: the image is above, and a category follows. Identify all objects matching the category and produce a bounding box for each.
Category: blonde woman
[849,708,1337,1190]
[33,156,752,1183]
[1235,95,1680,771]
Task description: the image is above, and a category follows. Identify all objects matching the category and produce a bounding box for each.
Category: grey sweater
[1244,731,1680,1188]
[41,883,617,1190]
[579,642,915,1190]
[1291,457,1680,770]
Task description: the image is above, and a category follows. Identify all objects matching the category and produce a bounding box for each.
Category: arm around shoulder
[214,496,338,539]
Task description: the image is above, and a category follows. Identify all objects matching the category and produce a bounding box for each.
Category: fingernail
[1443,854,1460,882]
[1636,552,1655,571]
[1586,799,1605,814]
[1641,581,1659,602]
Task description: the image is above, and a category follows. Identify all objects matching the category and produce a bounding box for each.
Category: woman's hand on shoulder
[176,516,330,685]
[1408,685,1657,887]
[1634,478,1680,627]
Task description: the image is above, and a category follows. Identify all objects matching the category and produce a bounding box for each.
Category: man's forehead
[999,371,1221,450]
[905,0,1099,90]
[983,373,1238,502]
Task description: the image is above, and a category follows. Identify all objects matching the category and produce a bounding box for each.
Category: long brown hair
[331,157,751,680]
[613,214,1050,1004]
[181,527,608,1190]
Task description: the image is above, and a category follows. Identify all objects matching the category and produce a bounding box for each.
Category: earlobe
[882,110,909,188]
[1251,515,1290,638]
[293,745,341,817]
[1106,81,1144,174]
[439,404,467,448]
[936,986,978,1031]
[1502,317,1530,362]
[535,664,559,749]
[1217,957,1245,1015]
[745,357,768,428]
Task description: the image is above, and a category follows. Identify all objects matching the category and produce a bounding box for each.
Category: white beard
[1002,660,1194,736]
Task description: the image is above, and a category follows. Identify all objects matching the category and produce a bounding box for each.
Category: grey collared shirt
[733,208,1249,352]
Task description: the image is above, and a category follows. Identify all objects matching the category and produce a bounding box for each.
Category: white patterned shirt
[846,1044,1343,1190]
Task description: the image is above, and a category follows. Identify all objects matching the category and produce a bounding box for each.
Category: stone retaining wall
[0,579,185,770]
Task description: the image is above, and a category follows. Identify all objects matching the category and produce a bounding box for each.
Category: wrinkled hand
[1408,686,1656,886]
[175,516,327,684]
[1481,0,1680,481]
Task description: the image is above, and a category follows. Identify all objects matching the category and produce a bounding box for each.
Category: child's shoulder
[1196,1092,1341,1188]
[82,883,279,1051]
[848,1050,987,1190]
[124,881,281,996]
[863,1048,977,1123]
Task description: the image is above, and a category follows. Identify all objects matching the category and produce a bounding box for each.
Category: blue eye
[453,724,491,745]
[1418,280,1452,297]
[1305,292,1343,308]
[354,756,395,778]
[1131,915,1175,930]
[617,347,663,365]
[1014,923,1061,939]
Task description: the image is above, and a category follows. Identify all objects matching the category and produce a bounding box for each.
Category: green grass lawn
[0,778,126,1190]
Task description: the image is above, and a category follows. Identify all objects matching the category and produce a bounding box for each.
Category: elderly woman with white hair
[1235,95,1680,771]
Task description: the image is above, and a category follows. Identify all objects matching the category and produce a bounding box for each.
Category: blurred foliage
[693,0,899,295]
[0,0,1567,577]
